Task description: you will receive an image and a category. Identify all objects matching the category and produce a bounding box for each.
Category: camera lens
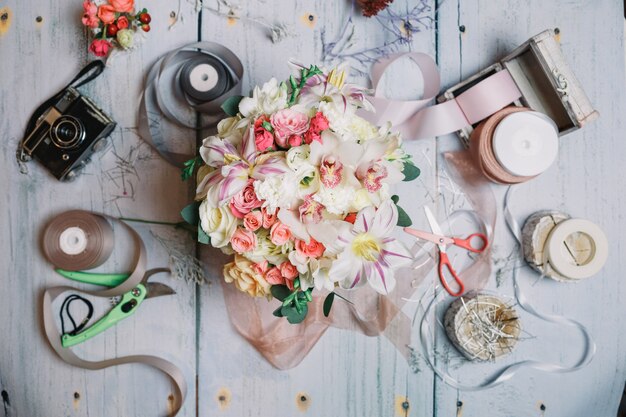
[51,116,85,149]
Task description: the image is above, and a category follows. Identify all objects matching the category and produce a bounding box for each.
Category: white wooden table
[1,1,625,416]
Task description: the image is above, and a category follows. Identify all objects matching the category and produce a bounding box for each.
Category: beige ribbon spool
[444,293,521,361]
[41,210,187,416]
[471,107,558,185]
[521,211,609,282]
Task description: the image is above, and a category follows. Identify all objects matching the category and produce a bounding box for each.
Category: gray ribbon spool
[138,42,244,167]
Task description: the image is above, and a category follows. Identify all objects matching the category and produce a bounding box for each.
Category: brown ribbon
[41,211,187,416]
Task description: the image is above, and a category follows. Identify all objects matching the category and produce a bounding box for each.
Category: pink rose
[89,39,112,57]
[109,0,134,13]
[265,267,285,285]
[288,135,303,147]
[229,179,262,218]
[97,4,116,24]
[262,207,277,228]
[270,109,309,148]
[295,237,325,258]
[270,222,292,245]
[82,1,99,27]
[254,116,274,151]
[279,262,299,280]
[243,211,263,231]
[230,228,257,253]
[252,260,269,276]
[116,15,129,29]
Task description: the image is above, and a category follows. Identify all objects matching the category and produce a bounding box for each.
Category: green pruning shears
[56,268,175,348]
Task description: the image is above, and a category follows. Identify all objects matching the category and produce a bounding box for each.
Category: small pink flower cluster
[81,0,151,57]
[254,109,329,151]
[225,179,326,291]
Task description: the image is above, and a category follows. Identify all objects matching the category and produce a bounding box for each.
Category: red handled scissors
[403,206,488,297]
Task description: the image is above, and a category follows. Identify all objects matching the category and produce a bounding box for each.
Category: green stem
[118,217,183,227]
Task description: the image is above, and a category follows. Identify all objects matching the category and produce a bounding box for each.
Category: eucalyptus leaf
[180,201,200,226]
[272,306,284,317]
[284,303,308,324]
[197,224,210,244]
[396,203,412,227]
[323,292,335,317]
[402,161,421,181]
[391,194,400,204]
[271,285,291,302]
[221,95,244,117]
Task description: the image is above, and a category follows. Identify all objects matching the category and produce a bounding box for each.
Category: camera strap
[18,61,106,166]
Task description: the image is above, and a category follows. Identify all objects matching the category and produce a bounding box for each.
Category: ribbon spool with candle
[444,293,521,361]
[521,211,609,282]
[471,107,560,185]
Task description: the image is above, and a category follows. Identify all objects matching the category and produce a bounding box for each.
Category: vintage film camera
[437,29,598,146]
[20,71,116,181]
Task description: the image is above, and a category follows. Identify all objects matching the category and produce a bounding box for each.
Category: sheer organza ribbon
[199,149,495,369]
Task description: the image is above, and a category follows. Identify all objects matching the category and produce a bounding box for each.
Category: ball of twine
[444,293,521,362]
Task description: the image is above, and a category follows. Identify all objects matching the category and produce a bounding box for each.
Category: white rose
[199,200,238,248]
[217,116,242,137]
[244,230,292,265]
[296,166,320,197]
[286,145,312,173]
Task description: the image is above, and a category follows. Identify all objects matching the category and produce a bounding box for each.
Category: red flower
[254,115,274,151]
[89,39,112,57]
[303,112,329,145]
[357,0,394,17]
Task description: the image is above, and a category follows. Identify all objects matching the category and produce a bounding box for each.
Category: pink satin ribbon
[358,52,522,140]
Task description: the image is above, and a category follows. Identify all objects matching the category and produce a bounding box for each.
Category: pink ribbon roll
[358,53,522,140]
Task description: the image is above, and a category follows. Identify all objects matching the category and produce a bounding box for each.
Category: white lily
[323,200,412,294]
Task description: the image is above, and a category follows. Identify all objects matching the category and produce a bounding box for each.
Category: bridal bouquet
[182,63,420,323]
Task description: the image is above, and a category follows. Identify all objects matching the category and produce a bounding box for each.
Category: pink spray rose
[270,222,292,245]
[81,1,100,27]
[109,0,134,13]
[252,260,269,276]
[279,262,299,280]
[116,15,129,30]
[229,179,262,218]
[288,135,303,147]
[270,109,309,148]
[295,237,326,258]
[89,39,112,57]
[265,267,285,285]
[261,207,278,228]
[243,211,263,231]
[97,4,116,24]
[254,116,274,151]
[230,228,257,253]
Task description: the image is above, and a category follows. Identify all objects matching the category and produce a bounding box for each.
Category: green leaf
[283,303,308,324]
[261,121,274,132]
[272,306,284,317]
[180,201,200,226]
[402,161,421,181]
[181,156,200,181]
[323,292,335,317]
[391,194,399,204]
[396,204,412,227]
[198,224,210,244]
[221,95,244,117]
[271,285,291,302]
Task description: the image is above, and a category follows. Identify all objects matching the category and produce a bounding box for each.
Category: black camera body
[22,87,116,181]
